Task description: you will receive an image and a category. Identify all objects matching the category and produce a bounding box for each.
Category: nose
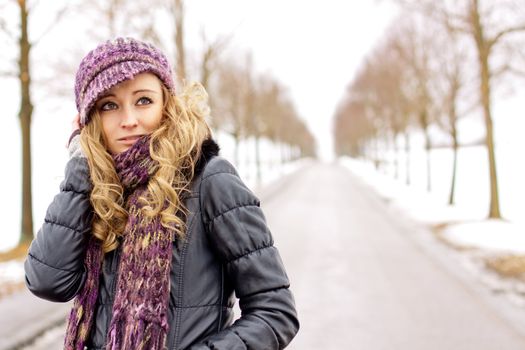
[119,107,139,128]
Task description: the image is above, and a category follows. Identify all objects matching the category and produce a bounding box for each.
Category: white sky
[183,1,400,160]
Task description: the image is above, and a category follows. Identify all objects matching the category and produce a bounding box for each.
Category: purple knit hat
[75,37,176,127]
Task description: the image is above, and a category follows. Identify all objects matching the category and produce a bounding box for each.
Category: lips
[118,134,143,141]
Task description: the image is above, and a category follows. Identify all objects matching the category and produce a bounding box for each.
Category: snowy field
[339,139,525,256]
[338,86,525,256]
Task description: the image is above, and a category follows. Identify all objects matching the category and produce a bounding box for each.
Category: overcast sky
[184,1,399,160]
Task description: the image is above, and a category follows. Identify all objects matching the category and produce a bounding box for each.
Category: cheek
[101,116,117,140]
[143,106,164,131]
[100,116,121,153]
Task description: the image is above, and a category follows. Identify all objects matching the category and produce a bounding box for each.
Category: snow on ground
[0,260,25,285]
[339,148,525,256]
[443,220,525,254]
[213,131,310,193]
[0,259,25,298]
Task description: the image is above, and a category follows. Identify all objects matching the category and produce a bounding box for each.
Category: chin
[108,145,128,154]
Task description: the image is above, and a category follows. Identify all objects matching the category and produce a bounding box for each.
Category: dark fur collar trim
[194,138,220,177]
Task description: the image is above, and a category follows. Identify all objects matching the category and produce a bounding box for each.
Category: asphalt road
[263,160,525,350]
[11,159,525,349]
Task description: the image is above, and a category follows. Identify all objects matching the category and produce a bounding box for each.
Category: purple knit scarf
[64,135,173,350]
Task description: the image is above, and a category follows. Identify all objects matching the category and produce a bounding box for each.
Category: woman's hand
[72,113,80,132]
[67,114,85,158]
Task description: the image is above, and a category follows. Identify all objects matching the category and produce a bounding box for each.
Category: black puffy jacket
[24,139,299,349]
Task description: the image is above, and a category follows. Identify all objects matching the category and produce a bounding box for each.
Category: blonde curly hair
[80,82,212,253]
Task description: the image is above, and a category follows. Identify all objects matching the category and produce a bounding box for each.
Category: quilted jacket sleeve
[24,153,93,302]
[191,157,299,350]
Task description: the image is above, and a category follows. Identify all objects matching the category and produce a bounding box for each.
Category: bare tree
[370,37,414,181]
[171,0,186,83]
[431,28,477,205]
[391,18,439,191]
[199,31,232,93]
[344,60,386,171]
[0,0,70,244]
[395,0,525,218]
[256,76,313,164]
[342,36,417,183]
[334,98,374,159]
[213,61,249,166]
[18,0,33,244]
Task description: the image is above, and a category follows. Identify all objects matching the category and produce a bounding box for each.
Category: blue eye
[137,97,153,105]
[100,101,117,111]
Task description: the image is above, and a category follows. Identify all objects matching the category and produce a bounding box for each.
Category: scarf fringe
[106,315,168,350]
[64,237,103,350]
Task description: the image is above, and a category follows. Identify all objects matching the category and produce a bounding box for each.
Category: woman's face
[94,72,164,154]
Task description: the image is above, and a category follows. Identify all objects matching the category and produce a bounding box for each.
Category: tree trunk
[471,0,501,218]
[425,131,431,192]
[200,54,210,92]
[404,131,411,186]
[448,96,459,205]
[174,0,186,83]
[108,1,117,38]
[374,137,380,171]
[420,111,431,192]
[255,135,261,187]
[233,133,240,169]
[19,0,34,244]
[480,56,500,217]
[393,132,399,180]
[449,139,458,206]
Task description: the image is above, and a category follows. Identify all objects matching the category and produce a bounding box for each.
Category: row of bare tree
[0,0,315,244]
[334,0,525,220]
[211,56,315,175]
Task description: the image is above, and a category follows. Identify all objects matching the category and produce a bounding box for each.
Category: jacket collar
[194,138,220,178]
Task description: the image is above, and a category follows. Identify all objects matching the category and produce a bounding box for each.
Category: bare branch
[507,65,525,78]
[32,5,70,46]
[395,0,471,34]
[26,0,41,15]
[141,23,163,48]
[0,70,17,78]
[0,55,18,77]
[488,24,525,50]
[0,15,17,41]
[491,63,511,79]
[457,99,480,119]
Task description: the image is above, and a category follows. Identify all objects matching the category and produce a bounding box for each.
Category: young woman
[24,37,299,350]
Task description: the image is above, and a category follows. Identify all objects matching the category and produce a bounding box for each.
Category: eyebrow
[99,89,159,99]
